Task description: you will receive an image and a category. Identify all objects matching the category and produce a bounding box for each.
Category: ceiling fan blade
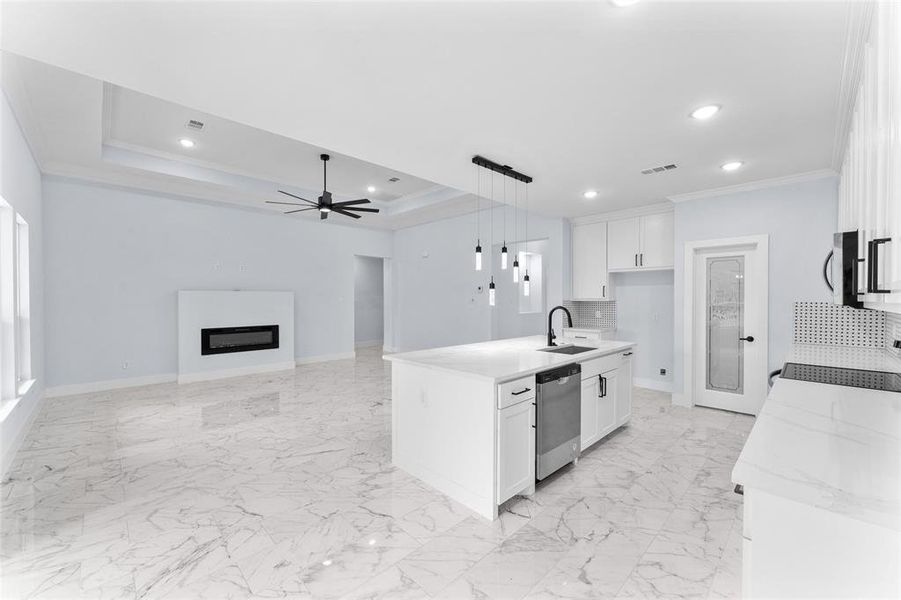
[266,200,307,206]
[277,190,318,206]
[331,207,362,219]
[343,207,380,213]
[320,211,328,220]
[284,207,318,214]
[332,199,371,207]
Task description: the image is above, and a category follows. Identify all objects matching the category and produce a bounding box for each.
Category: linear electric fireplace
[201,325,280,355]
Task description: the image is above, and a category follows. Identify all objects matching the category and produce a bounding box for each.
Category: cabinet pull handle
[598,374,606,397]
[575,335,587,339]
[867,238,892,294]
[511,387,532,396]
[622,351,633,356]
[634,253,638,267]
[855,257,865,295]
[640,253,643,266]
[733,484,744,496]
[602,284,606,297]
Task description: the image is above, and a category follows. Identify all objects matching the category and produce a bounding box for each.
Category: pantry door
[688,237,768,415]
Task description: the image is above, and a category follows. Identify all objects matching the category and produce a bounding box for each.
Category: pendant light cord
[475,164,480,243]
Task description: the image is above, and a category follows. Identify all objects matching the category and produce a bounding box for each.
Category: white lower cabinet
[741,487,900,598]
[497,397,535,504]
[580,354,630,451]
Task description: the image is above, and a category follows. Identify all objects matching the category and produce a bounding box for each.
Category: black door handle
[739,336,755,342]
[868,238,892,294]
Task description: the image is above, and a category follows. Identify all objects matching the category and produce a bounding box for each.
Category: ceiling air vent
[185,119,205,131]
[388,177,400,183]
[641,163,678,175]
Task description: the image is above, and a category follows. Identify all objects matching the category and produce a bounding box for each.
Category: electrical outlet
[659,368,666,376]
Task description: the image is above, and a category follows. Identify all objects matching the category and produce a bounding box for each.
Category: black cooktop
[781,362,901,393]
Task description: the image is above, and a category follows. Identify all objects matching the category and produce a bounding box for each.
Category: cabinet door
[607,217,640,270]
[497,400,535,504]
[572,222,609,299]
[580,377,601,451]
[639,212,674,268]
[598,371,617,438]
[615,353,633,425]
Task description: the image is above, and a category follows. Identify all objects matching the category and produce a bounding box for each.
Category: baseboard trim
[295,351,356,365]
[633,377,673,393]
[178,361,296,384]
[1,387,45,477]
[46,373,178,398]
[354,340,383,349]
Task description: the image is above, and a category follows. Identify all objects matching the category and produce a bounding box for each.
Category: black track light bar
[472,155,533,184]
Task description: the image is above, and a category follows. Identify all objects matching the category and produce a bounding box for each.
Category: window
[518,250,544,315]
[0,195,31,407]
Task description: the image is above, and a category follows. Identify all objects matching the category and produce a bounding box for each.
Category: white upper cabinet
[607,212,674,271]
[607,218,641,270]
[639,212,675,269]
[572,221,611,300]
[839,2,901,313]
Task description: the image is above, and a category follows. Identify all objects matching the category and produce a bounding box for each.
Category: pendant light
[523,180,530,297]
[512,179,520,282]
[474,165,482,271]
[488,172,496,307]
[500,178,508,270]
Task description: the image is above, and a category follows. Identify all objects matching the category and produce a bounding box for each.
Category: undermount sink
[539,345,595,355]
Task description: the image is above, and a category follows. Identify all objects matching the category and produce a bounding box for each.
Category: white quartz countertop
[733,362,901,531]
[384,335,635,383]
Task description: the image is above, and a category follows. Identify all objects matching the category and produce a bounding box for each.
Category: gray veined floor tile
[0,347,755,600]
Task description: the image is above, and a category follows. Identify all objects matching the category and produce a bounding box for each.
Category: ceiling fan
[266,154,380,221]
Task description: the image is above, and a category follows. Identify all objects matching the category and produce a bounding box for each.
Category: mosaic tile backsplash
[563,300,616,329]
[793,302,886,348]
[886,311,901,358]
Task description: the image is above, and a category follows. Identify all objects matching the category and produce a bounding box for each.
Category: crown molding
[831,1,875,171]
[666,169,837,204]
[571,201,672,226]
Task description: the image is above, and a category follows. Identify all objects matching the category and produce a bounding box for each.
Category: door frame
[682,234,768,411]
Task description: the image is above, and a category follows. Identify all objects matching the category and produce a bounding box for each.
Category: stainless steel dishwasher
[535,362,581,480]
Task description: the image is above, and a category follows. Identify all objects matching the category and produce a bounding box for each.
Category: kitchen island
[384,335,635,520]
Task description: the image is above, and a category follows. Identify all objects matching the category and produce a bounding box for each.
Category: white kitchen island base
[391,361,504,520]
[387,335,635,521]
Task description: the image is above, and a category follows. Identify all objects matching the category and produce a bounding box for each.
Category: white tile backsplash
[793,302,885,348]
[563,300,615,329]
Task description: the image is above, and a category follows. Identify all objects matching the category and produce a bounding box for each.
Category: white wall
[672,176,838,398]
[353,255,384,346]
[611,269,674,390]
[43,178,392,389]
[392,207,568,351]
[0,90,44,475]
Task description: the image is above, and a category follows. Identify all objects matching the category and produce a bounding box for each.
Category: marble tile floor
[1,347,755,599]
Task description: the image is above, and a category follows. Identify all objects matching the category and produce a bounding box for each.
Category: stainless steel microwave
[826,231,863,308]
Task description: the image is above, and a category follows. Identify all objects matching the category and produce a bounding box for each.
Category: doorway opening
[683,235,768,415]
[353,256,386,350]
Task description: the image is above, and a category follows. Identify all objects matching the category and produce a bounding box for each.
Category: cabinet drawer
[498,376,536,409]
[581,353,624,380]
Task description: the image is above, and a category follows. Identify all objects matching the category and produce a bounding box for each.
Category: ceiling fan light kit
[266,153,381,221]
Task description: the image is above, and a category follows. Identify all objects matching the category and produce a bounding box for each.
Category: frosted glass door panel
[706,256,744,394]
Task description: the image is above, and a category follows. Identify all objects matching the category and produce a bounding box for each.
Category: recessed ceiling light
[367,186,376,193]
[721,161,743,172]
[583,190,599,199]
[179,138,195,148]
[690,105,721,120]
[610,0,640,6]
